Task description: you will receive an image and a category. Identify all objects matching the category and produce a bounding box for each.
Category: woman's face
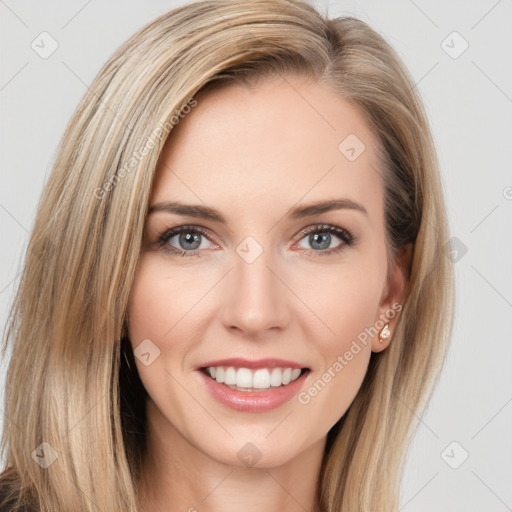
[127,74,406,469]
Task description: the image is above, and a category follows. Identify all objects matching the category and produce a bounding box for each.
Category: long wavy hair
[0,1,455,510]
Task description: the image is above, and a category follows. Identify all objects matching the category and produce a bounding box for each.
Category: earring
[379,324,391,343]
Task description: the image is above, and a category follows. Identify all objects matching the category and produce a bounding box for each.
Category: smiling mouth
[200,366,311,392]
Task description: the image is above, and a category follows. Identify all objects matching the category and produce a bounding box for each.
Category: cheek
[292,256,384,419]
[127,256,201,347]
[125,257,199,407]
[293,256,385,354]
[296,292,376,430]
[126,257,200,421]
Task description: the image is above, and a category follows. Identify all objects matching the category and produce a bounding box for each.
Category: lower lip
[198,369,309,413]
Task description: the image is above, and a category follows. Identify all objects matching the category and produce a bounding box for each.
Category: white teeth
[236,368,253,388]
[282,368,292,385]
[270,368,282,387]
[215,366,224,383]
[252,369,270,389]
[205,366,305,390]
[224,367,237,385]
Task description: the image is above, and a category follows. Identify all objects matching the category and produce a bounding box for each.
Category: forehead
[150,75,384,225]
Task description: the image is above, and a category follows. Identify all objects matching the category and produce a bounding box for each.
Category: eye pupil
[310,233,331,251]
[179,232,201,250]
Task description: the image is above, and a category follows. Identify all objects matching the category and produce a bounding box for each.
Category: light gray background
[1,1,511,510]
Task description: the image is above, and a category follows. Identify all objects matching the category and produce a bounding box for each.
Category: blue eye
[296,224,355,255]
[158,225,215,257]
[157,224,356,258]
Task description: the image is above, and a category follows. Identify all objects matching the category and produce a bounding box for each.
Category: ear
[371,243,412,353]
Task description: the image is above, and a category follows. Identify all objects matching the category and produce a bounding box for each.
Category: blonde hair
[0,1,455,511]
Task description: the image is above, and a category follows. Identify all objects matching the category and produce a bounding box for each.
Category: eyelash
[157,223,356,258]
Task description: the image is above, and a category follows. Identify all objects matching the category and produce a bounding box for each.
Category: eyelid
[294,223,354,242]
[157,224,219,248]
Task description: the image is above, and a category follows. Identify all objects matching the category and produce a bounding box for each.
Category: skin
[127,74,409,512]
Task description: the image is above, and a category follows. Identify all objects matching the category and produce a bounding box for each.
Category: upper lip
[198,357,309,370]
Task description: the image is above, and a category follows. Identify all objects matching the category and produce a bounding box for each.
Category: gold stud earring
[379,324,391,343]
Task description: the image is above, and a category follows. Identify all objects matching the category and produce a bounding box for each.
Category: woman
[0,0,454,510]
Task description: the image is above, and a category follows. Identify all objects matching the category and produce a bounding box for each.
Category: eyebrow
[148,198,367,223]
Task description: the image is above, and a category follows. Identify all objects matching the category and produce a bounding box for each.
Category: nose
[219,247,290,337]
